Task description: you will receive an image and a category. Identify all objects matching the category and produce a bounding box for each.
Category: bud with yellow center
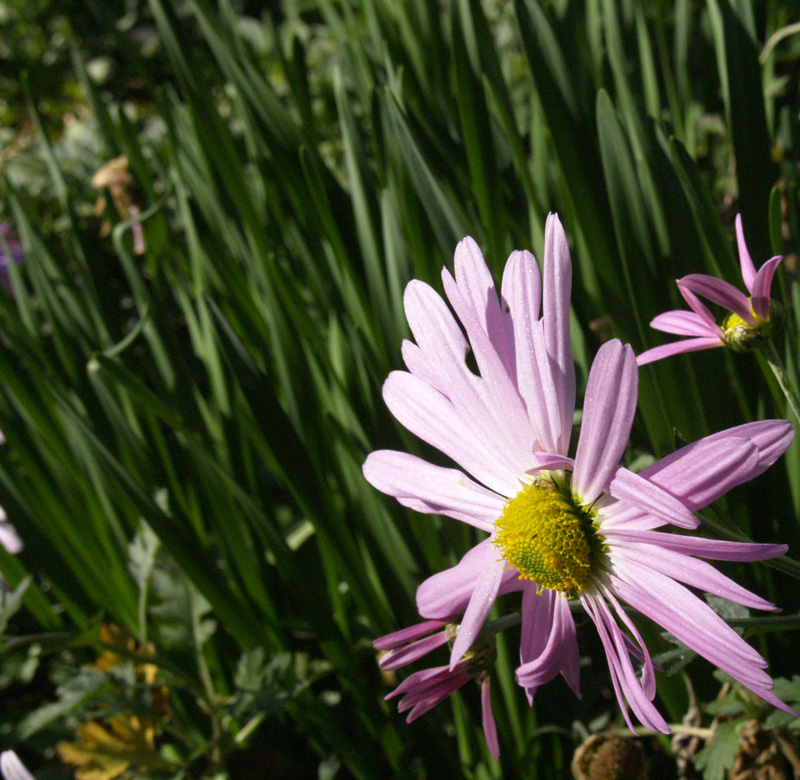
[493,475,603,594]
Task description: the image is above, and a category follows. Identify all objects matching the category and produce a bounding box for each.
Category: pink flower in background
[374,619,499,759]
[638,214,783,365]
[364,224,795,736]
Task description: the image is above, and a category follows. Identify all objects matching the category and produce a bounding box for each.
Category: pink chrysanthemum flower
[374,619,499,758]
[638,214,784,365]
[364,223,795,734]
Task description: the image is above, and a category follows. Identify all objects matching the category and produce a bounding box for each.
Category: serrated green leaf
[694,720,743,780]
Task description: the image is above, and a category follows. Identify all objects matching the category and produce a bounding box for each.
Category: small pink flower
[638,214,783,365]
[375,619,500,759]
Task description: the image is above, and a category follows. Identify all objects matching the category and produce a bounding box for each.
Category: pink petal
[383,371,522,496]
[403,280,534,476]
[543,213,576,454]
[0,521,22,554]
[679,283,720,325]
[573,340,638,504]
[379,631,450,670]
[374,619,449,651]
[750,255,782,320]
[502,251,561,450]
[406,673,471,721]
[679,274,755,324]
[611,563,774,691]
[603,529,787,563]
[416,540,522,619]
[611,542,778,612]
[453,237,516,379]
[650,310,719,337]
[449,556,505,668]
[517,587,580,701]
[481,678,500,759]
[0,752,35,780]
[636,337,723,366]
[582,592,669,733]
[363,450,503,532]
[735,214,758,292]
[600,437,758,531]
[608,467,698,529]
[442,269,536,465]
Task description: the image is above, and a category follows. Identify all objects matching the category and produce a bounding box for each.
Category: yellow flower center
[493,475,603,594]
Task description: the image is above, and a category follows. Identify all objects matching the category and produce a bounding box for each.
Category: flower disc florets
[722,299,785,352]
[493,473,604,594]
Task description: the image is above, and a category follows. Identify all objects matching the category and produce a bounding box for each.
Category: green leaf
[693,720,743,780]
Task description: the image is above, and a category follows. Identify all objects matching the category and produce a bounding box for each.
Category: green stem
[760,340,800,424]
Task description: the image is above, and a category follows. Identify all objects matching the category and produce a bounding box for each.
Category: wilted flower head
[638,214,783,365]
[365,222,795,739]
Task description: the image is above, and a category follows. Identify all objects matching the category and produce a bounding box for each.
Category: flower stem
[760,340,800,424]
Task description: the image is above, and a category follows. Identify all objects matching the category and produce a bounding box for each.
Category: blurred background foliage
[3,0,800,777]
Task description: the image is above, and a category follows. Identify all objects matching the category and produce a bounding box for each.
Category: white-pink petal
[382,371,522,496]
[573,340,638,504]
[363,450,503,532]
[608,467,698,529]
[449,556,505,668]
[453,237,516,379]
[543,213,575,455]
[416,540,521,619]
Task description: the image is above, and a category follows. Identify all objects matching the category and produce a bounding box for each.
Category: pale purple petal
[573,340,638,503]
[679,274,755,323]
[416,540,522,619]
[735,214,758,292]
[450,557,505,668]
[517,587,580,702]
[442,269,537,466]
[543,213,575,454]
[374,619,449,651]
[600,438,758,531]
[608,467,698,529]
[0,521,22,554]
[582,592,668,733]
[363,451,503,532]
[525,320,563,452]
[600,584,656,699]
[453,237,516,379]
[481,678,500,759]
[611,542,778,612]
[387,663,465,699]
[503,253,555,450]
[650,310,719,337]
[603,529,787,563]
[526,452,575,474]
[750,255,782,320]
[406,674,472,721]
[0,753,35,780]
[637,337,723,366]
[679,283,721,326]
[379,631,450,670]
[610,562,774,691]
[383,371,522,496]
[643,420,793,482]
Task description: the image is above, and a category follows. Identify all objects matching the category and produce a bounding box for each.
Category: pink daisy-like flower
[364,223,795,735]
[374,619,500,758]
[638,214,783,365]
